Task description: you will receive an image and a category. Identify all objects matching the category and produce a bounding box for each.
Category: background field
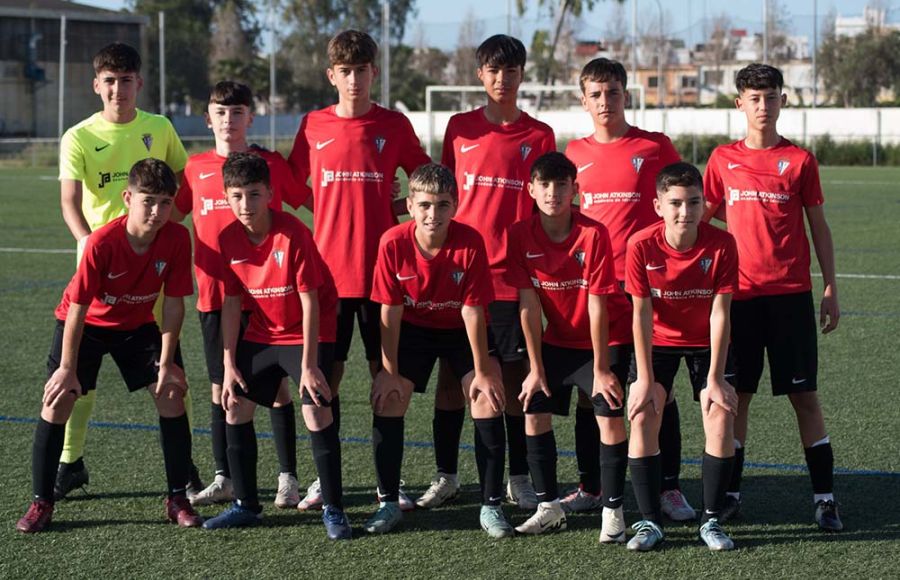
[0,166,898,578]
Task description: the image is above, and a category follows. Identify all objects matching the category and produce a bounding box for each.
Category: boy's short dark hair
[735,63,784,93]
[93,42,141,74]
[223,152,270,189]
[656,162,703,195]
[579,58,627,92]
[128,159,176,196]
[408,163,458,201]
[530,152,576,183]
[328,30,378,66]
[476,35,527,69]
[209,81,253,107]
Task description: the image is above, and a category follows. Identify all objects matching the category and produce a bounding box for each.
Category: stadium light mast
[381,0,390,107]
[762,0,768,64]
[58,15,66,138]
[158,11,165,114]
[812,0,817,108]
[631,0,637,116]
[269,0,277,150]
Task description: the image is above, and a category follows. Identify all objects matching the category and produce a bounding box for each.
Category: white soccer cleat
[506,475,539,510]
[274,473,300,509]
[416,473,460,509]
[599,506,627,544]
[188,474,234,506]
[514,501,567,535]
[398,481,416,512]
[297,478,323,511]
[661,489,696,521]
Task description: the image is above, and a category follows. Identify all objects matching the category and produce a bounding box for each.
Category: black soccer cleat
[815,499,843,532]
[54,460,89,500]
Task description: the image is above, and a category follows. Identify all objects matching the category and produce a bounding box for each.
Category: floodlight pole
[269,0,276,150]
[631,0,638,119]
[58,15,66,138]
[762,0,768,64]
[382,1,390,107]
[812,0,817,107]
[159,11,165,114]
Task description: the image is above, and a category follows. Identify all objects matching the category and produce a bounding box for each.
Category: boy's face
[206,104,253,144]
[226,182,273,230]
[122,189,173,235]
[528,175,577,218]
[94,69,142,114]
[581,79,627,129]
[477,63,523,106]
[735,88,786,133]
[654,185,704,234]
[327,62,376,102]
[407,190,457,236]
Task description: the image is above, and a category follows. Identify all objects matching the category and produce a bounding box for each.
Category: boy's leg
[659,394,696,521]
[418,361,465,509]
[270,380,299,508]
[572,393,602,497]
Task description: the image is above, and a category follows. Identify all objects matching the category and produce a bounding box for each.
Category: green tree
[817,27,900,107]
[209,0,263,88]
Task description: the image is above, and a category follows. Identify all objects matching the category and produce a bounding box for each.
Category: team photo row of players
[17,30,842,551]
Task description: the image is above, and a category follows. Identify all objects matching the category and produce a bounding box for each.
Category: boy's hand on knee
[593,368,623,410]
[371,370,410,414]
[518,370,550,412]
[152,362,186,399]
[301,366,331,407]
[703,378,738,416]
[468,371,505,414]
[43,368,81,407]
[627,379,664,422]
[222,367,247,412]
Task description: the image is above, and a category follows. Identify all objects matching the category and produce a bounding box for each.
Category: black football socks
[659,400,682,492]
[211,403,229,478]
[701,452,735,524]
[373,415,404,503]
[310,421,343,509]
[630,454,663,524]
[159,413,191,497]
[32,419,65,500]
[575,406,601,495]
[226,421,260,511]
[504,413,528,477]
[474,417,506,506]
[433,407,465,476]
[600,441,628,509]
[269,403,297,477]
[526,430,559,503]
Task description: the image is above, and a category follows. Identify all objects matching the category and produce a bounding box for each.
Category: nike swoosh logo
[791,377,807,384]
[607,495,623,503]
[727,163,741,170]
[230,258,249,265]
[460,144,480,153]
[199,172,216,180]
[396,274,416,281]
[316,139,335,150]
[526,252,544,259]
[488,496,503,503]
[705,509,717,515]
[577,162,594,173]
[107,271,127,279]
[645,264,665,270]
[94,144,110,152]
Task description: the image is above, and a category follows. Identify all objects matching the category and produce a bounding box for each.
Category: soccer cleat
[297,478,324,511]
[626,520,665,552]
[189,474,234,506]
[415,473,460,509]
[479,505,515,539]
[560,484,603,513]
[322,505,352,540]
[185,463,205,501]
[661,489,696,521]
[274,473,300,509]
[53,461,89,500]
[364,501,403,534]
[815,499,843,532]
[506,475,539,510]
[699,518,735,551]
[165,495,203,528]
[514,501,567,535]
[202,502,263,530]
[16,500,54,533]
[718,495,741,523]
[599,506,627,544]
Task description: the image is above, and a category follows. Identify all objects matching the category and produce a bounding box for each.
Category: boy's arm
[152,295,187,398]
[60,179,91,243]
[220,294,245,411]
[805,205,840,334]
[705,292,738,415]
[371,303,408,414]
[43,303,88,407]
[461,304,504,413]
[298,289,330,405]
[588,293,623,410]
[518,288,550,411]
[627,296,661,421]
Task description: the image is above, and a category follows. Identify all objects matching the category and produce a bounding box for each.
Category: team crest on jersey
[154,260,167,276]
[573,250,586,266]
[374,136,387,154]
[272,250,284,268]
[531,276,540,288]
[451,270,464,285]
[632,156,645,173]
[520,144,532,161]
[777,159,790,176]
[142,133,153,151]
[404,294,415,307]
[699,257,712,274]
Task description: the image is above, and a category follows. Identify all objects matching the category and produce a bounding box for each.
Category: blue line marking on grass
[2,414,897,478]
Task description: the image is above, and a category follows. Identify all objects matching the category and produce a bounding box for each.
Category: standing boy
[625,162,740,551]
[506,152,630,543]
[423,34,556,511]
[56,42,195,499]
[564,58,689,519]
[367,163,511,538]
[202,153,348,539]
[172,81,306,509]
[703,63,842,531]
[288,29,430,510]
[17,159,201,532]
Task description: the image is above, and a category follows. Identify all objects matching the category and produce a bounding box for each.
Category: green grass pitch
[0,166,898,578]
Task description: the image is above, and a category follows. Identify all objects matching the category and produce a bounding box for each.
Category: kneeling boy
[17,159,200,533]
[202,153,347,539]
[625,162,739,551]
[367,163,511,537]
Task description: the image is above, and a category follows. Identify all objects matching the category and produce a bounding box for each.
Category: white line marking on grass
[824,180,897,186]
[0,247,74,254]
[837,273,900,280]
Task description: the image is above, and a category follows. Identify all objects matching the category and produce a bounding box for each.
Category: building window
[648,76,658,88]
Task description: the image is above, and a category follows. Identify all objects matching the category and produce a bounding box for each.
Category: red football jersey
[625,221,738,347]
[174,147,304,312]
[704,138,824,299]
[56,216,193,330]
[442,108,556,301]
[565,127,680,280]
[506,212,628,349]
[219,211,337,345]
[370,220,494,329]
[288,104,431,298]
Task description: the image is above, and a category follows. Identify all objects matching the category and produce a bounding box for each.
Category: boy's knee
[788,391,821,415]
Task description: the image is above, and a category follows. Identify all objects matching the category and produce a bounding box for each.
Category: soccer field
[0,166,897,578]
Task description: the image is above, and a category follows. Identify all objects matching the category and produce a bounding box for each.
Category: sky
[76,1,892,50]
